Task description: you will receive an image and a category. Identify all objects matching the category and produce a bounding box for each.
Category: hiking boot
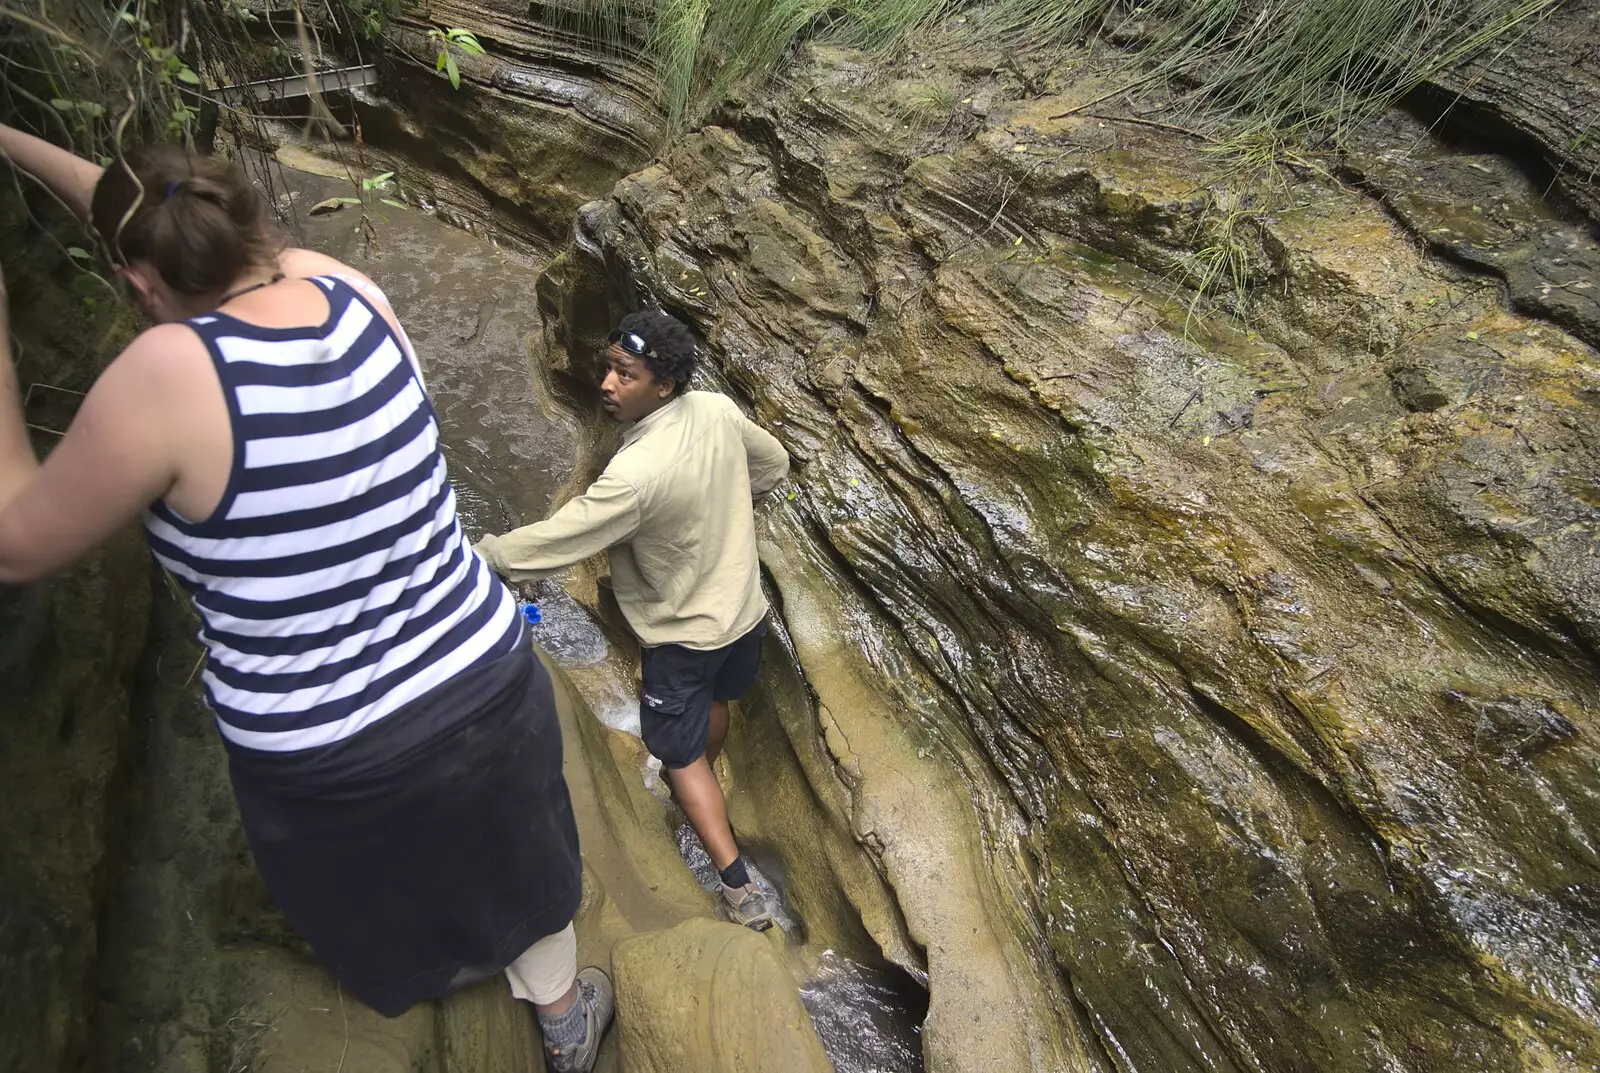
[543,967,615,1073]
[719,882,776,932]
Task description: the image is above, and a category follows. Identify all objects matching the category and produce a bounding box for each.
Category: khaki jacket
[475,391,790,650]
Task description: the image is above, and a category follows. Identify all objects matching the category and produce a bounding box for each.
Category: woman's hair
[90,144,279,298]
[617,309,697,394]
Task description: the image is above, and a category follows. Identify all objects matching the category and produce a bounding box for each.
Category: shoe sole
[721,905,776,931]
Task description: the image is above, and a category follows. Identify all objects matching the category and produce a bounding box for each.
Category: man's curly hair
[616,310,697,395]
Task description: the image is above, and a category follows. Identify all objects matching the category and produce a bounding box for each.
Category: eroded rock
[612,919,832,1073]
[0,198,151,1073]
[271,0,663,248]
[543,38,1600,1073]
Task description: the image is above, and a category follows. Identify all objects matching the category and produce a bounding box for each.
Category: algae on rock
[0,196,151,1073]
[540,37,1600,1073]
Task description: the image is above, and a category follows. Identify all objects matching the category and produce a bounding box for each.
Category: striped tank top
[144,274,521,753]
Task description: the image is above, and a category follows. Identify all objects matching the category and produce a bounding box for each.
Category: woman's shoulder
[117,320,210,374]
[91,321,212,416]
[122,320,210,362]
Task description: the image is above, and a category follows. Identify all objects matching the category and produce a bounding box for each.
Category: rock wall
[540,39,1600,1073]
[0,203,151,1073]
[1424,0,1600,223]
[281,0,662,248]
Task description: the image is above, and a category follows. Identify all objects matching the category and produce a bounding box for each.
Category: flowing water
[670,820,928,1072]
[800,952,929,1073]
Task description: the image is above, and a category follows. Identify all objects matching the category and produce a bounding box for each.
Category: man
[477,310,790,930]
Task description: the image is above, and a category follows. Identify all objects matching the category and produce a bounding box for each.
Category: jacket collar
[621,393,685,447]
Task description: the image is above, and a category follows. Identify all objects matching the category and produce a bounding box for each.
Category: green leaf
[51,99,105,118]
[177,67,201,85]
[450,30,485,56]
[72,274,100,297]
[379,198,406,209]
[445,52,460,90]
[66,246,92,261]
[339,197,363,205]
[435,50,447,73]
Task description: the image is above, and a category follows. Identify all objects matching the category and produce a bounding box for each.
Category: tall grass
[628,0,1558,141]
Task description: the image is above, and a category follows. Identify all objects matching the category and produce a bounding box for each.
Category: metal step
[211,63,378,106]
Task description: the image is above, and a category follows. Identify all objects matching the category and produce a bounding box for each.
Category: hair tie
[164,181,180,200]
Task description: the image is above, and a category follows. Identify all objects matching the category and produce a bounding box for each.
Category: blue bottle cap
[521,602,542,626]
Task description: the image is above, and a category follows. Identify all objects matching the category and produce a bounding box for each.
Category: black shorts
[638,621,767,768]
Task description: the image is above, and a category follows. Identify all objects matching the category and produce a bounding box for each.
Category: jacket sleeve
[740,416,790,497]
[474,473,641,582]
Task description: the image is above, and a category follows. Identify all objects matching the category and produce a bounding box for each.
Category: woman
[0,125,612,1073]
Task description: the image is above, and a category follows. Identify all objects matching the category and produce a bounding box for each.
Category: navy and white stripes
[145,275,520,752]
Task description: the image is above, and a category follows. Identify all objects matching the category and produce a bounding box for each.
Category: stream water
[671,819,930,1073]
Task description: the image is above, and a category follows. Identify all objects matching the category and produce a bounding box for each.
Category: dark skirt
[226,640,582,1017]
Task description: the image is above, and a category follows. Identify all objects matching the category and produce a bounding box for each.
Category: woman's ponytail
[90,146,278,300]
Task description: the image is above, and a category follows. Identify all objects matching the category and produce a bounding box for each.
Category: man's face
[600,344,673,422]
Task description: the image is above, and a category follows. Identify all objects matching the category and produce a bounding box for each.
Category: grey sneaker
[544,967,615,1073]
[719,882,776,932]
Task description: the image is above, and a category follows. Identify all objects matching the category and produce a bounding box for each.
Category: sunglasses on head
[607,329,654,358]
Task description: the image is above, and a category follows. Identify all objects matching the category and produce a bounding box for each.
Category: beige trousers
[503,923,577,1005]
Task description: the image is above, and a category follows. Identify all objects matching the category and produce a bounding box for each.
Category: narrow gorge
[1,2,1596,1071]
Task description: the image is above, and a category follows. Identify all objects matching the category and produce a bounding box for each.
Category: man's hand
[488,563,536,602]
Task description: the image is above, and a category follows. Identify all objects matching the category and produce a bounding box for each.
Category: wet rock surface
[612,919,832,1073]
[279,0,660,248]
[1423,0,1600,224]
[540,39,1600,1073]
[1343,110,1600,350]
[6,11,1600,1073]
[0,199,150,1073]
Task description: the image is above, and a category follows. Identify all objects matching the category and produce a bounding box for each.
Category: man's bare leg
[668,753,774,930]
[666,756,738,869]
[705,700,731,766]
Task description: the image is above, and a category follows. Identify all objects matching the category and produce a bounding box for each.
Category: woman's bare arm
[0,269,36,510]
[0,123,103,222]
[0,305,197,583]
